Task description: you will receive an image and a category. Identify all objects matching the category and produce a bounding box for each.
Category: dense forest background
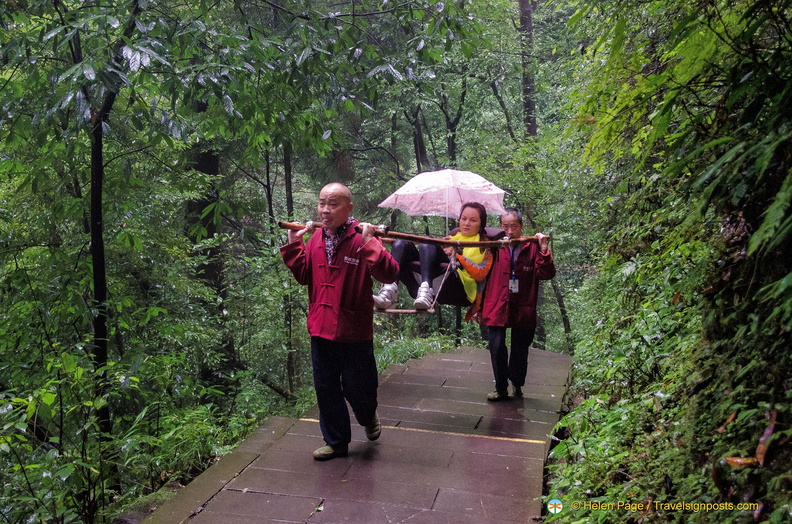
[1,0,790,522]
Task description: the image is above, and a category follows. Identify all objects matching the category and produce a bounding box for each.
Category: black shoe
[512,386,523,398]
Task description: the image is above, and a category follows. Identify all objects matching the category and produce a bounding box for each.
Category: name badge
[509,279,519,293]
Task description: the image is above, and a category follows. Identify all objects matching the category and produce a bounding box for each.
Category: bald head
[317,183,354,233]
[320,183,352,203]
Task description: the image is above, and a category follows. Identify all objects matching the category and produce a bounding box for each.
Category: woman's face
[458,206,483,236]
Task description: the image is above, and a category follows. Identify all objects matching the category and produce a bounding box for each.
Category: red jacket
[280,220,399,343]
[480,242,556,329]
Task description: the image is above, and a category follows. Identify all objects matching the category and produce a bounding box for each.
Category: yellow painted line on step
[299,418,545,445]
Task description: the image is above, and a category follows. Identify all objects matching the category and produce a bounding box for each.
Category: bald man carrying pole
[281,183,400,460]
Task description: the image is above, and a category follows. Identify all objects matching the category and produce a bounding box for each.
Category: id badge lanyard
[509,246,519,293]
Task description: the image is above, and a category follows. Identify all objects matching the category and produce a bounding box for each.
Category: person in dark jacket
[479,208,555,401]
[281,183,400,460]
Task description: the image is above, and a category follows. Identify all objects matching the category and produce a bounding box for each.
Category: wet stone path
[143,346,572,524]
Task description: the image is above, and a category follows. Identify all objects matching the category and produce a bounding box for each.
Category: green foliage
[5,0,789,521]
[547,213,715,521]
[545,0,792,521]
[2,0,489,520]
[376,331,463,372]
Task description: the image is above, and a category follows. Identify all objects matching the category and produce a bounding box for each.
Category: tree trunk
[520,0,538,225]
[519,0,537,140]
[391,112,399,167]
[186,105,237,390]
[490,80,517,142]
[551,278,573,353]
[284,141,294,220]
[264,150,277,239]
[90,93,116,441]
[519,0,547,346]
[455,305,462,347]
[535,283,546,348]
[186,102,223,289]
[283,142,298,395]
[83,4,141,516]
[439,78,468,167]
[406,106,430,172]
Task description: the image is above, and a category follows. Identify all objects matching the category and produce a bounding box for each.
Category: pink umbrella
[378,169,507,219]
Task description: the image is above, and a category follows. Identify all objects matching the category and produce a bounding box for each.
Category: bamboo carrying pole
[278,220,316,231]
[277,221,548,248]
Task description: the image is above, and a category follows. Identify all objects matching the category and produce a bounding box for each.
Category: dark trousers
[486,326,535,394]
[311,337,378,448]
[389,239,469,306]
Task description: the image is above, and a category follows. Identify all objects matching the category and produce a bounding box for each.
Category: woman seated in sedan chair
[372,202,496,317]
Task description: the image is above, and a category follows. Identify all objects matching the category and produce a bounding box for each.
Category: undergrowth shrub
[547,209,791,522]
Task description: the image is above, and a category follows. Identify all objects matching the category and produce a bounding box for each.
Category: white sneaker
[373,283,398,309]
[413,282,435,310]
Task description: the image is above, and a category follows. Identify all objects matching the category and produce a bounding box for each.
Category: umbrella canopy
[378,169,507,219]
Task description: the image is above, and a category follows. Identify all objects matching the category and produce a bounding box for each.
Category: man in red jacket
[281,183,400,460]
[479,209,555,401]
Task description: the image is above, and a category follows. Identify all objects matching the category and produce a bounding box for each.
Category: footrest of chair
[374,308,436,314]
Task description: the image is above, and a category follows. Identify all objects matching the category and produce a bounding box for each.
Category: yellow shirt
[449,232,487,302]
